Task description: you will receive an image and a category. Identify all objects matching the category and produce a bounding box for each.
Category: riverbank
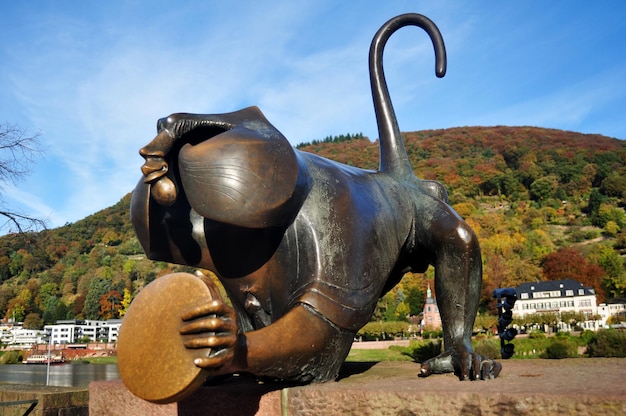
[1,343,117,365]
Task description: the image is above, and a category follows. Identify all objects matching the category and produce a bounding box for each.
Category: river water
[0,363,119,387]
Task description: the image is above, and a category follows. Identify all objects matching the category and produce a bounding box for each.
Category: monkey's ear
[177,120,307,228]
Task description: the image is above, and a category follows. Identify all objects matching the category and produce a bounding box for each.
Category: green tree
[405,286,425,316]
[530,176,557,202]
[8,303,25,322]
[591,245,626,298]
[55,300,71,321]
[9,250,24,276]
[595,204,625,229]
[83,277,112,319]
[605,221,620,236]
[474,313,497,333]
[585,189,606,222]
[42,296,59,324]
[383,292,397,322]
[395,302,410,321]
[37,282,58,311]
[601,175,626,198]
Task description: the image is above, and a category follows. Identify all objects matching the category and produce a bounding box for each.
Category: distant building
[0,324,46,347]
[513,279,599,330]
[0,319,122,347]
[44,319,122,344]
[421,285,441,330]
[597,301,626,328]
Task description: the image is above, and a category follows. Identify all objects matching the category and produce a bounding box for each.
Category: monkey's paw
[418,351,502,380]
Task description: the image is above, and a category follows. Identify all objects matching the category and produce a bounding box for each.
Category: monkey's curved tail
[370,13,446,178]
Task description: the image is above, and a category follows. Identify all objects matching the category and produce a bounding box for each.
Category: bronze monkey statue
[125,13,500,403]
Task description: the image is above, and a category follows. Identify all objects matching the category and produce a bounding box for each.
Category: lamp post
[46,329,52,386]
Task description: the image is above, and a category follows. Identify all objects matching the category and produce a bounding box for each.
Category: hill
[1,126,625,329]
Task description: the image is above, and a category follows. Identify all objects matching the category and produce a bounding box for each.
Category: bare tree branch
[0,123,47,233]
[0,209,47,234]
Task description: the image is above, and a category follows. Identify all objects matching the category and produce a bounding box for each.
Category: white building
[597,301,626,328]
[513,279,599,330]
[0,319,122,346]
[44,319,122,344]
[0,324,46,347]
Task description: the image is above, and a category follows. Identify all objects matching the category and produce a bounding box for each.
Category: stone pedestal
[0,384,88,416]
[89,358,626,415]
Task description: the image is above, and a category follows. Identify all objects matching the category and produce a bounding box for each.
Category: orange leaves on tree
[542,248,607,303]
[99,290,122,320]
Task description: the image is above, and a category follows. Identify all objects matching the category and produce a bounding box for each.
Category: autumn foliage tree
[99,290,122,319]
[542,248,606,302]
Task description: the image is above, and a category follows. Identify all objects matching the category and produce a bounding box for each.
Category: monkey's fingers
[182,332,237,350]
[180,314,237,336]
[181,299,236,322]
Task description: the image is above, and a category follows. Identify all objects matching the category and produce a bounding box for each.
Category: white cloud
[1,183,59,228]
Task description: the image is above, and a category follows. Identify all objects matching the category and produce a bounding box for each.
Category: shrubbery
[389,329,626,363]
[421,329,443,339]
[368,327,626,370]
[357,321,410,341]
[394,339,443,363]
[541,336,578,359]
[0,350,23,364]
[586,329,626,357]
[473,338,501,359]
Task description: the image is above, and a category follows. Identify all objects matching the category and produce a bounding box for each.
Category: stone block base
[89,358,626,415]
[0,384,88,416]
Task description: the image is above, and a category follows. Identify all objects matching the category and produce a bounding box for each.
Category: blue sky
[1,1,625,232]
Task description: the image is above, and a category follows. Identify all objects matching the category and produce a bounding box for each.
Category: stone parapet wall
[0,384,88,416]
[89,358,625,415]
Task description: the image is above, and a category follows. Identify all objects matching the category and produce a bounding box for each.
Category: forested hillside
[2,126,625,329]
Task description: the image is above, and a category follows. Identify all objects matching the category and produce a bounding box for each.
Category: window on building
[566,290,574,296]
[521,293,529,299]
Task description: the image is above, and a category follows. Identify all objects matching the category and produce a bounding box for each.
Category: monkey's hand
[418,350,502,380]
[179,298,243,374]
